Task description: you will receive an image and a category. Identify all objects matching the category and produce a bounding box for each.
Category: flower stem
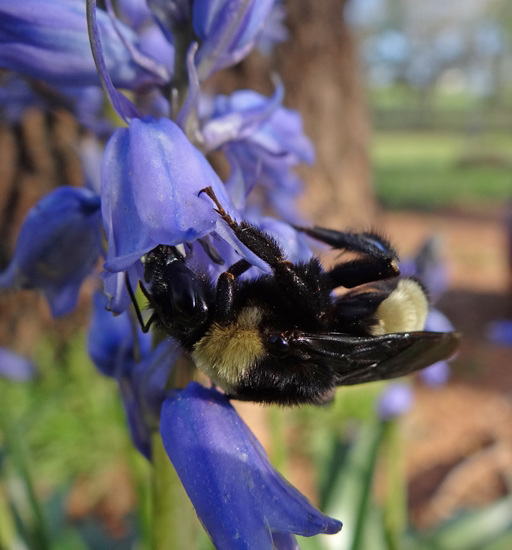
[382,420,407,550]
[151,432,198,550]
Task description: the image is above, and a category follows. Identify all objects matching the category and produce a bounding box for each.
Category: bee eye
[268,333,290,353]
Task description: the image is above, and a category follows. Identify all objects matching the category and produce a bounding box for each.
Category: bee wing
[293,331,460,385]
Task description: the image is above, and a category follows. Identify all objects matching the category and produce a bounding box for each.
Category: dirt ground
[381,204,512,528]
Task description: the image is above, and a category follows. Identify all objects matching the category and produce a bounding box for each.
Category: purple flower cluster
[0,0,338,547]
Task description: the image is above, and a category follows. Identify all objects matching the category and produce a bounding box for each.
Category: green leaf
[413,497,512,550]
[321,420,386,550]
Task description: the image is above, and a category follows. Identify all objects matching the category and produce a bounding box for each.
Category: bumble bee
[133,187,459,406]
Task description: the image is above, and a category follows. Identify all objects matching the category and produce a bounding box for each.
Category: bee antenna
[124,272,157,333]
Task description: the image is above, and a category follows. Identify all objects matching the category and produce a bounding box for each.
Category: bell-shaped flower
[202,88,314,219]
[160,382,342,549]
[377,382,414,420]
[88,1,265,281]
[419,360,450,387]
[193,0,275,80]
[400,235,448,304]
[117,0,154,31]
[0,348,36,381]
[0,74,43,123]
[0,0,162,90]
[418,308,454,387]
[89,291,178,458]
[146,0,192,43]
[0,73,111,135]
[0,186,102,317]
[487,319,512,346]
[256,1,288,56]
[101,116,237,273]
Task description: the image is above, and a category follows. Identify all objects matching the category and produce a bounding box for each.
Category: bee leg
[213,259,253,323]
[200,187,327,304]
[293,226,400,289]
[294,225,398,259]
[200,186,287,268]
[197,237,225,265]
[324,257,400,290]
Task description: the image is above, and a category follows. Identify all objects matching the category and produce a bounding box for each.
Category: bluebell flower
[1,1,346,545]
[146,0,192,43]
[0,348,36,381]
[418,308,455,386]
[201,88,314,219]
[377,382,414,420]
[0,74,44,123]
[101,116,236,273]
[161,382,342,548]
[0,186,102,317]
[0,0,163,90]
[84,4,239,276]
[419,360,450,387]
[193,0,275,80]
[487,319,512,346]
[117,0,154,31]
[255,1,288,56]
[89,291,178,458]
[401,235,448,304]
[0,72,111,135]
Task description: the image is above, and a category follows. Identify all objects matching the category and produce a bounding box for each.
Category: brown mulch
[382,205,512,528]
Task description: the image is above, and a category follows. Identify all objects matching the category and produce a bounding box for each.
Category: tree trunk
[276,0,376,228]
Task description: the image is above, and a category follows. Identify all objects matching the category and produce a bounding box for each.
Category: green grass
[0,333,132,485]
[372,131,512,209]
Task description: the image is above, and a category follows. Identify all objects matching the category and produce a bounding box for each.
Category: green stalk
[151,432,198,550]
[382,420,407,550]
[268,406,288,471]
[350,421,386,550]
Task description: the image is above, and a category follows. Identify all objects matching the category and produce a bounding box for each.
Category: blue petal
[88,291,152,377]
[0,186,102,317]
[88,291,177,458]
[0,0,151,89]
[208,89,314,163]
[119,339,177,459]
[124,342,179,459]
[0,74,44,123]
[271,532,300,550]
[160,382,342,549]
[101,261,145,314]
[201,83,285,151]
[117,0,153,30]
[86,0,142,122]
[202,89,313,221]
[147,0,191,42]
[194,0,275,79]
[101,116,236,272]
[0,348,36,381]
[256,1,288,56]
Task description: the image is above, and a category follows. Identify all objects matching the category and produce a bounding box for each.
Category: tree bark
[276,0,376,228]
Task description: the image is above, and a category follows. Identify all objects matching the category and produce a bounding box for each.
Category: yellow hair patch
[191,307,265,391]
[371,278,428,335]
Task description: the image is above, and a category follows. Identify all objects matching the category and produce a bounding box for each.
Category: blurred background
[2,0,512,548]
